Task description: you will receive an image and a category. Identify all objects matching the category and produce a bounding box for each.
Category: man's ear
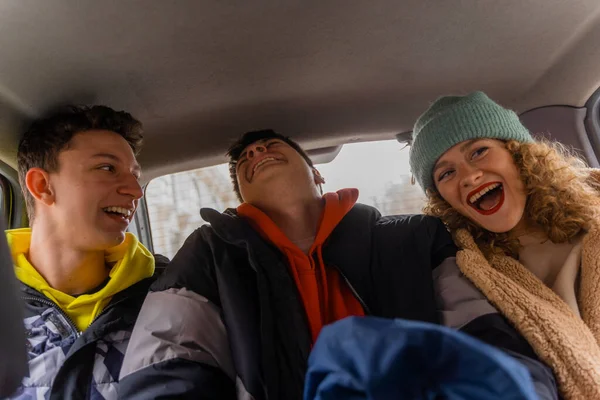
[25,168,55,206]
[313,168,326,185]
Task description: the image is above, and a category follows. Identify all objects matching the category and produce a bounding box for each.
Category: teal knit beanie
[409,91,533,191]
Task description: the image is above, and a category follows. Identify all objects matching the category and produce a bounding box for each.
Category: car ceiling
[1,0,600,181]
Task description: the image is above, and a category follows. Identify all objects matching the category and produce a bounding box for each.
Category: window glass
[0,176,7,223]
[0,182,4,218]
[146,139,426,258]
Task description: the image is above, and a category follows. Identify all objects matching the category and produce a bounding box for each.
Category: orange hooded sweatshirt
[237,188,365,343]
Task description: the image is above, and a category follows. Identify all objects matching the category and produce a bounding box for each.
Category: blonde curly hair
[424,139,600,258]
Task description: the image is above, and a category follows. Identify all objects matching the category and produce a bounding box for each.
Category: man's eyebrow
[91,153,141,174]
[91,153,120,161]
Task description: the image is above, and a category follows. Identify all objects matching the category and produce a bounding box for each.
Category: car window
[145,139,426,258]
[0,175,7,223]
[0,181,4,217]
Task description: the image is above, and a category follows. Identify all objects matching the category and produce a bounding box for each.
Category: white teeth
[469,183,501,204]
[253,157,276,172]
[103,206,132,217]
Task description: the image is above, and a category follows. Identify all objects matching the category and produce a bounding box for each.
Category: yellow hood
[7,228,155,332]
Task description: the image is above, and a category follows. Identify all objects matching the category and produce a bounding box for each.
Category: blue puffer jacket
[305,316,539,400]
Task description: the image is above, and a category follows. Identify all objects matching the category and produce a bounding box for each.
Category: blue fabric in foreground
[304,316,538,400]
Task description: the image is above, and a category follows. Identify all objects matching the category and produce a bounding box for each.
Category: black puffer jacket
[119,205,557,400]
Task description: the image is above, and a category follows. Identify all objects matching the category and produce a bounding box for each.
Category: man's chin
[92,231,127,250]
[108,231,127,246]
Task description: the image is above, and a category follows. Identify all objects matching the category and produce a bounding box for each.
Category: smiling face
[433,138,527,233]
[235,138,321,204]
[34,130,143,250]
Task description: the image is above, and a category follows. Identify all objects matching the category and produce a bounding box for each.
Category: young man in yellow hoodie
[6,106,155,399]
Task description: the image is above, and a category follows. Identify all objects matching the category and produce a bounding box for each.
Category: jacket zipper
[89,296,128,326]
[22,296,81,336]
[24,284,144,339]
[90,305,110,326]
[333,266,372,315]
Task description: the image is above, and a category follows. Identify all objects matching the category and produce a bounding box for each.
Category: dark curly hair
[18,105,143,222]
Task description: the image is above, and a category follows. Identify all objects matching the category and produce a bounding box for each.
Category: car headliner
[0,1,600,182]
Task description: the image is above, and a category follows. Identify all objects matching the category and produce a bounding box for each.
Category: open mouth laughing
[247,156,283,181]
[467,182,504,215]
[102,206,134,223]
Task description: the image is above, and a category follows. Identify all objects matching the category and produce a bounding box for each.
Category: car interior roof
[1,1,600,182]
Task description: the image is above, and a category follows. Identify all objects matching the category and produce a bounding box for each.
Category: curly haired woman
[409,91,600,400]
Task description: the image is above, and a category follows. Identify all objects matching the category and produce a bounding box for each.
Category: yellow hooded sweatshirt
[7,228,155,332]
